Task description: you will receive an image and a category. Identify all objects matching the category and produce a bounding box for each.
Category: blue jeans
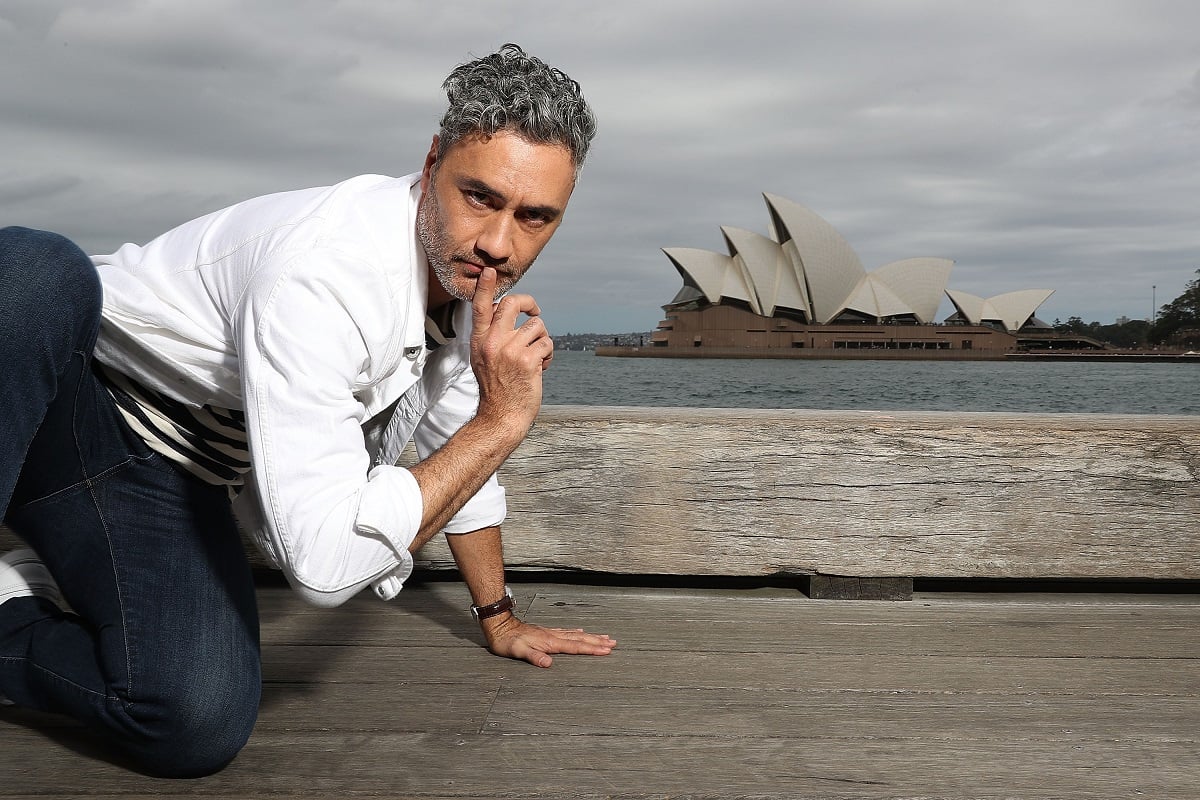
[0,227,261,777]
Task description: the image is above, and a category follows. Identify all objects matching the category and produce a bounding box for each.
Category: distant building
[648,195,1056,357]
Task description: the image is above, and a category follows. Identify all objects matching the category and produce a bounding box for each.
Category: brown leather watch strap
[470,587,514,621]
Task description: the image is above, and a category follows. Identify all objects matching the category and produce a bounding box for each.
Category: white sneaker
[0,549,62,607]
[1,548,64,706]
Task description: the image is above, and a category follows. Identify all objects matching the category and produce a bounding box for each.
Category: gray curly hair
[437,43,596,174]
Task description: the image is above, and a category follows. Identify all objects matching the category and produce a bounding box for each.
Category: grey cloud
[0,174,80,206]
[4,0,1199,333]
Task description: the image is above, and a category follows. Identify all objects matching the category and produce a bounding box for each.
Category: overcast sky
[3,0,1198,334]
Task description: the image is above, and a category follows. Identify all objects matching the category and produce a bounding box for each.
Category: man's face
[417,130,577,304]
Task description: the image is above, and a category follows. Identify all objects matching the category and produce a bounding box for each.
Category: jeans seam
[70,363,137,707]
[0,655,112,702]
[88,480,136,705]
[11,452,156,512]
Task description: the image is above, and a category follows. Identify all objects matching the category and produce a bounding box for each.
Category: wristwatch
[469,585,514,621]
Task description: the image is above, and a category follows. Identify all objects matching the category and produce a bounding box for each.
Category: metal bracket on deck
[807,575,913,601]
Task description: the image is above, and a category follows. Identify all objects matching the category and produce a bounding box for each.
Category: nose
[474,213,514,265]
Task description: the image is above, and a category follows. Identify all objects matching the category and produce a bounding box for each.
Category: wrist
[470,585,514,622]
[471,403,535,447]
[480,609,519,642]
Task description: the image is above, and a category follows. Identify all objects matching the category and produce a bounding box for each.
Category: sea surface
[542,350,1200,415]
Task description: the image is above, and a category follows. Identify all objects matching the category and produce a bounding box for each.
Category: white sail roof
[946,288,1054,332]
[663,195,1050,332]
[662,247,755,310]
[871,258,955,324]
[763,193,866,324]
[720,226,810,318]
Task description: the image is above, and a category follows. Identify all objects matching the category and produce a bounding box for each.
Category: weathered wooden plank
[257,682,496,733]
[5,408,1199,582]
[0,797,514,800]
[22,677,1196,746]
[259,645,1200,696]
[257,597,1200,659]
[251,585,1200,669]
[487,686,1200,742]
[255,581,495,648]
[3,585,1199,799]
[408,407,1200,580]
[256,586,1200,638]
[260,645,516,686]
[524,585,1200,615]
[3,683,498,736]
[518,591,1200,658]
[2,728,1197,799]
[262,583,1200,625]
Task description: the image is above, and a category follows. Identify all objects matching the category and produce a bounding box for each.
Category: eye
[519,210,553,228]
[461,188,495,210]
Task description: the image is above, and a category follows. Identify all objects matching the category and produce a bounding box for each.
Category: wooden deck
[3,577,1198,799]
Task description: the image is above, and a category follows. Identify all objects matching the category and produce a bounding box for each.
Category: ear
[420,135,439,193]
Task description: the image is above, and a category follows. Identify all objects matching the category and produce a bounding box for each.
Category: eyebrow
[460,177,563,220]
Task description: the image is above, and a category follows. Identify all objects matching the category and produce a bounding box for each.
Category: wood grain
[2,583,1198,799]
[412,407,1200,580]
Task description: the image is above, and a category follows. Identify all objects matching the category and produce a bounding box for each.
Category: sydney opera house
[640,194,1059,358]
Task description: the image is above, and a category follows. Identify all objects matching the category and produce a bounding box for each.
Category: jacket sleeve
[234,246,421,606]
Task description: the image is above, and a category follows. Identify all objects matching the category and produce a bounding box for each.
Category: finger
[470,267,500,342]
[510,640,554,669]
[542,627,617,644]
[490,293,542,332]
[514,314,549,341]
[539,632,617,656]
[504,331,553,373]
[545,640,615,656]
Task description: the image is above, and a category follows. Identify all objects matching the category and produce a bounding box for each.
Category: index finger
[471,266,500,339]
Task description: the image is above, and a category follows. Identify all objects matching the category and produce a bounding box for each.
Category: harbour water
[542,350,1200,415]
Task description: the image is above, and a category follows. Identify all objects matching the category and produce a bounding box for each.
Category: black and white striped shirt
[97,303,458,487]
[98,363,251,486]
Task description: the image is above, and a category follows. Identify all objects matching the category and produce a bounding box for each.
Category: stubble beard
[416,184,530,302]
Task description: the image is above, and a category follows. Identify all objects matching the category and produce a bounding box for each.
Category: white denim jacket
[92,173,506,605]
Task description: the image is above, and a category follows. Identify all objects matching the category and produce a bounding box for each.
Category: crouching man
[0,43,614,777]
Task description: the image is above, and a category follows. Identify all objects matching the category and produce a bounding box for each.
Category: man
[0,44,615,777]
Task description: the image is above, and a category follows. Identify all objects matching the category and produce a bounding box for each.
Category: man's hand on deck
[482,615,617,669]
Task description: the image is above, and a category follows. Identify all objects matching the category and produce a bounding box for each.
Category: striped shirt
[98,363,251,486]
[98,303,458,487]
[425,301,457,350]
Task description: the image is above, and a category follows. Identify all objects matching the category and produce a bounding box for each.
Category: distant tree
[1093,319,1150,349]
[1052,316,1152,348]
[1053,316,1089,335]
[1150,269,1200,347]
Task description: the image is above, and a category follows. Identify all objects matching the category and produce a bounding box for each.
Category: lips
[459,262,513,284]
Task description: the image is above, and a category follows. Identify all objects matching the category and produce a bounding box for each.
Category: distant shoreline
[593,346,1199,363]
[1005,351,1199,363]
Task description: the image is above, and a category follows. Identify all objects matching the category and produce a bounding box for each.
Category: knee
[0,227,101,330]
[128,667,262,778]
